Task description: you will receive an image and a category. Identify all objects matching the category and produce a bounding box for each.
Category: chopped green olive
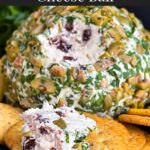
[53,118,67,129]
[31,78,56,94]
[65,132,70,143]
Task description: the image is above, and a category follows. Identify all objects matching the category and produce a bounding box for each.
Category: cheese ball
[2,6,150,116]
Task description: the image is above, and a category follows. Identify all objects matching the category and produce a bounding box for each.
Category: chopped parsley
[66,15,76,24]
[66,98,74,107]
[32,88,40,96]
[53,15,62,23]
[84,16,92,25]
[111,79,120,87]
[86,77,93,85]
[65,132,70,143]
[142,39,149,50]
[21,74,35,83]
[125,23,135,37]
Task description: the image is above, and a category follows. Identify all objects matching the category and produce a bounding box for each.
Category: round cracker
[4,121,23,150]
[124,124,146,150]
[84,113,130,142]
[143,132,150,150]
[99,118,130,142]
[0,103,22,144]
[84,113,128,150]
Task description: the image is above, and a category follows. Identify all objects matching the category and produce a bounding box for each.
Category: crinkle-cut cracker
[123,124,146,150]
[128,108,150,116]
[84,112,130,142]
[85,127,128,150]
[4,121,23,150]
[99,117,130,142]
[84,113,129,150]
[142,132,150,150]
[118,114,150,127]
[0,103,22,144]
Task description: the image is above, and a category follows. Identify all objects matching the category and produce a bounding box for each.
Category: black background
[124,7,150,30]
[1,0,150,6]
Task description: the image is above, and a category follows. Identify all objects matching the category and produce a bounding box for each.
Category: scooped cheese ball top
[2,6,150,116]
[22,102,96,150]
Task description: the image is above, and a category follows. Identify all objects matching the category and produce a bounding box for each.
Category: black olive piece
[65,22,74,31]
[23,138,36,150]
[56,39,72,53]
[83,28,92,42]
[63,56,76,61]
[39,126,48,134]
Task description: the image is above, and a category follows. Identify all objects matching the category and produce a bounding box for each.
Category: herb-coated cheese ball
[2,6,150,116]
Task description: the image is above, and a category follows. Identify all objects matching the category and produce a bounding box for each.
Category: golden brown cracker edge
[0,103,22,144]
[118,114,150,127]
[4,121,23,150]
[128,108,150,116]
